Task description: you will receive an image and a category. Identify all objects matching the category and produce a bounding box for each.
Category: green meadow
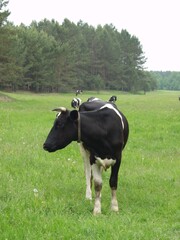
[0,90,179,239]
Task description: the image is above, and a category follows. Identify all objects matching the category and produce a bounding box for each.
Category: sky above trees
[8,0,180,71]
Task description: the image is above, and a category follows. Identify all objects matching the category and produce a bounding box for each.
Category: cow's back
[79,99,116,112]
[79,99,129,149]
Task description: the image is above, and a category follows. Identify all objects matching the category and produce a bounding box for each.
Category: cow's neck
[77,111,81,143]
[78,112,99,144]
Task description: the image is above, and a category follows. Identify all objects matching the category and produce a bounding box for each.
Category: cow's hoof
[111,205,119,212]
[93,208,101,215]
[86,193,92,200]
[111,199,119,212]
[93,199,101,215]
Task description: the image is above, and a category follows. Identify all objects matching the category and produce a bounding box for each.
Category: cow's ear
[70,110,79,121]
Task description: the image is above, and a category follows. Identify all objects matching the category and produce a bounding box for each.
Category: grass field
[0,90,179,239]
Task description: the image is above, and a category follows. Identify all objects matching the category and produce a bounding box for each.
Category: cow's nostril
[43,143,48,150]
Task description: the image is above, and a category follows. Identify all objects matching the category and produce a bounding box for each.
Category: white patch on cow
[91,163,102,214]
[79,143,92,200]
[100,103,124,129]
[92,163,102,186]
[77,98,81,105]
[95,157,116,171]
[93,195,101,215]
[111,189,119,212]
[88,97,101,102]
[72,98,81,108]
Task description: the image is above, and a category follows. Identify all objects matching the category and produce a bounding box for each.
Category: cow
[75,89,83,96]
[43,98,129,214]
[71,96,117,110]
[109,95,117,103]
[71,97,81,109]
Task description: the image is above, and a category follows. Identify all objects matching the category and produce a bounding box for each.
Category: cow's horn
[52,107,67,112]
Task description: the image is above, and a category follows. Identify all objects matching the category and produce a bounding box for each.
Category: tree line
[0,1,179,93]
[151,71,180,90]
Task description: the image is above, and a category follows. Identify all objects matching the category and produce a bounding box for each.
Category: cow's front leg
[84,159,92,200]
[79,144,92,200]
[92,163,102,215]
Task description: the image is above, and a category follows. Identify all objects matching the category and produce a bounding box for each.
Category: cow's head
[43,107,79,152]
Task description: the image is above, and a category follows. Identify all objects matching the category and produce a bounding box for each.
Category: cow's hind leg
[111,189,119,212]
[92,163,102,215]
[109,159,121,212]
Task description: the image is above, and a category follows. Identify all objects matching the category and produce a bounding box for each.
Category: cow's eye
[56,121,64,129]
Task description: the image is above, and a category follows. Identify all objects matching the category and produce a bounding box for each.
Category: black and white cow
[71,97,81,109]
[109,95,117,103]
[75,89,83,96]
[43,99,129,214]
[71,96,117,110]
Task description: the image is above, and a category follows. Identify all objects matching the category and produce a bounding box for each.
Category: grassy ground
[0,90,179,239]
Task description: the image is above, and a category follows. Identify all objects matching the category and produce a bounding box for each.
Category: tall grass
[0,91,179,239]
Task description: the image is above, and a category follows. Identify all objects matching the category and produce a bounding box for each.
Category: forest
[152,71,180,91]
[0,0,179,93]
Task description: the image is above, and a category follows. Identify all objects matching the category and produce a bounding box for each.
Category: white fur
[79,143,92,200]
[95,157,116,171]
[111,189,119,212]
[87,97,101,102]
[100,103,124,129]
[91,163,102,214]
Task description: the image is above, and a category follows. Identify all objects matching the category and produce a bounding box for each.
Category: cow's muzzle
[43,143,55,152]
